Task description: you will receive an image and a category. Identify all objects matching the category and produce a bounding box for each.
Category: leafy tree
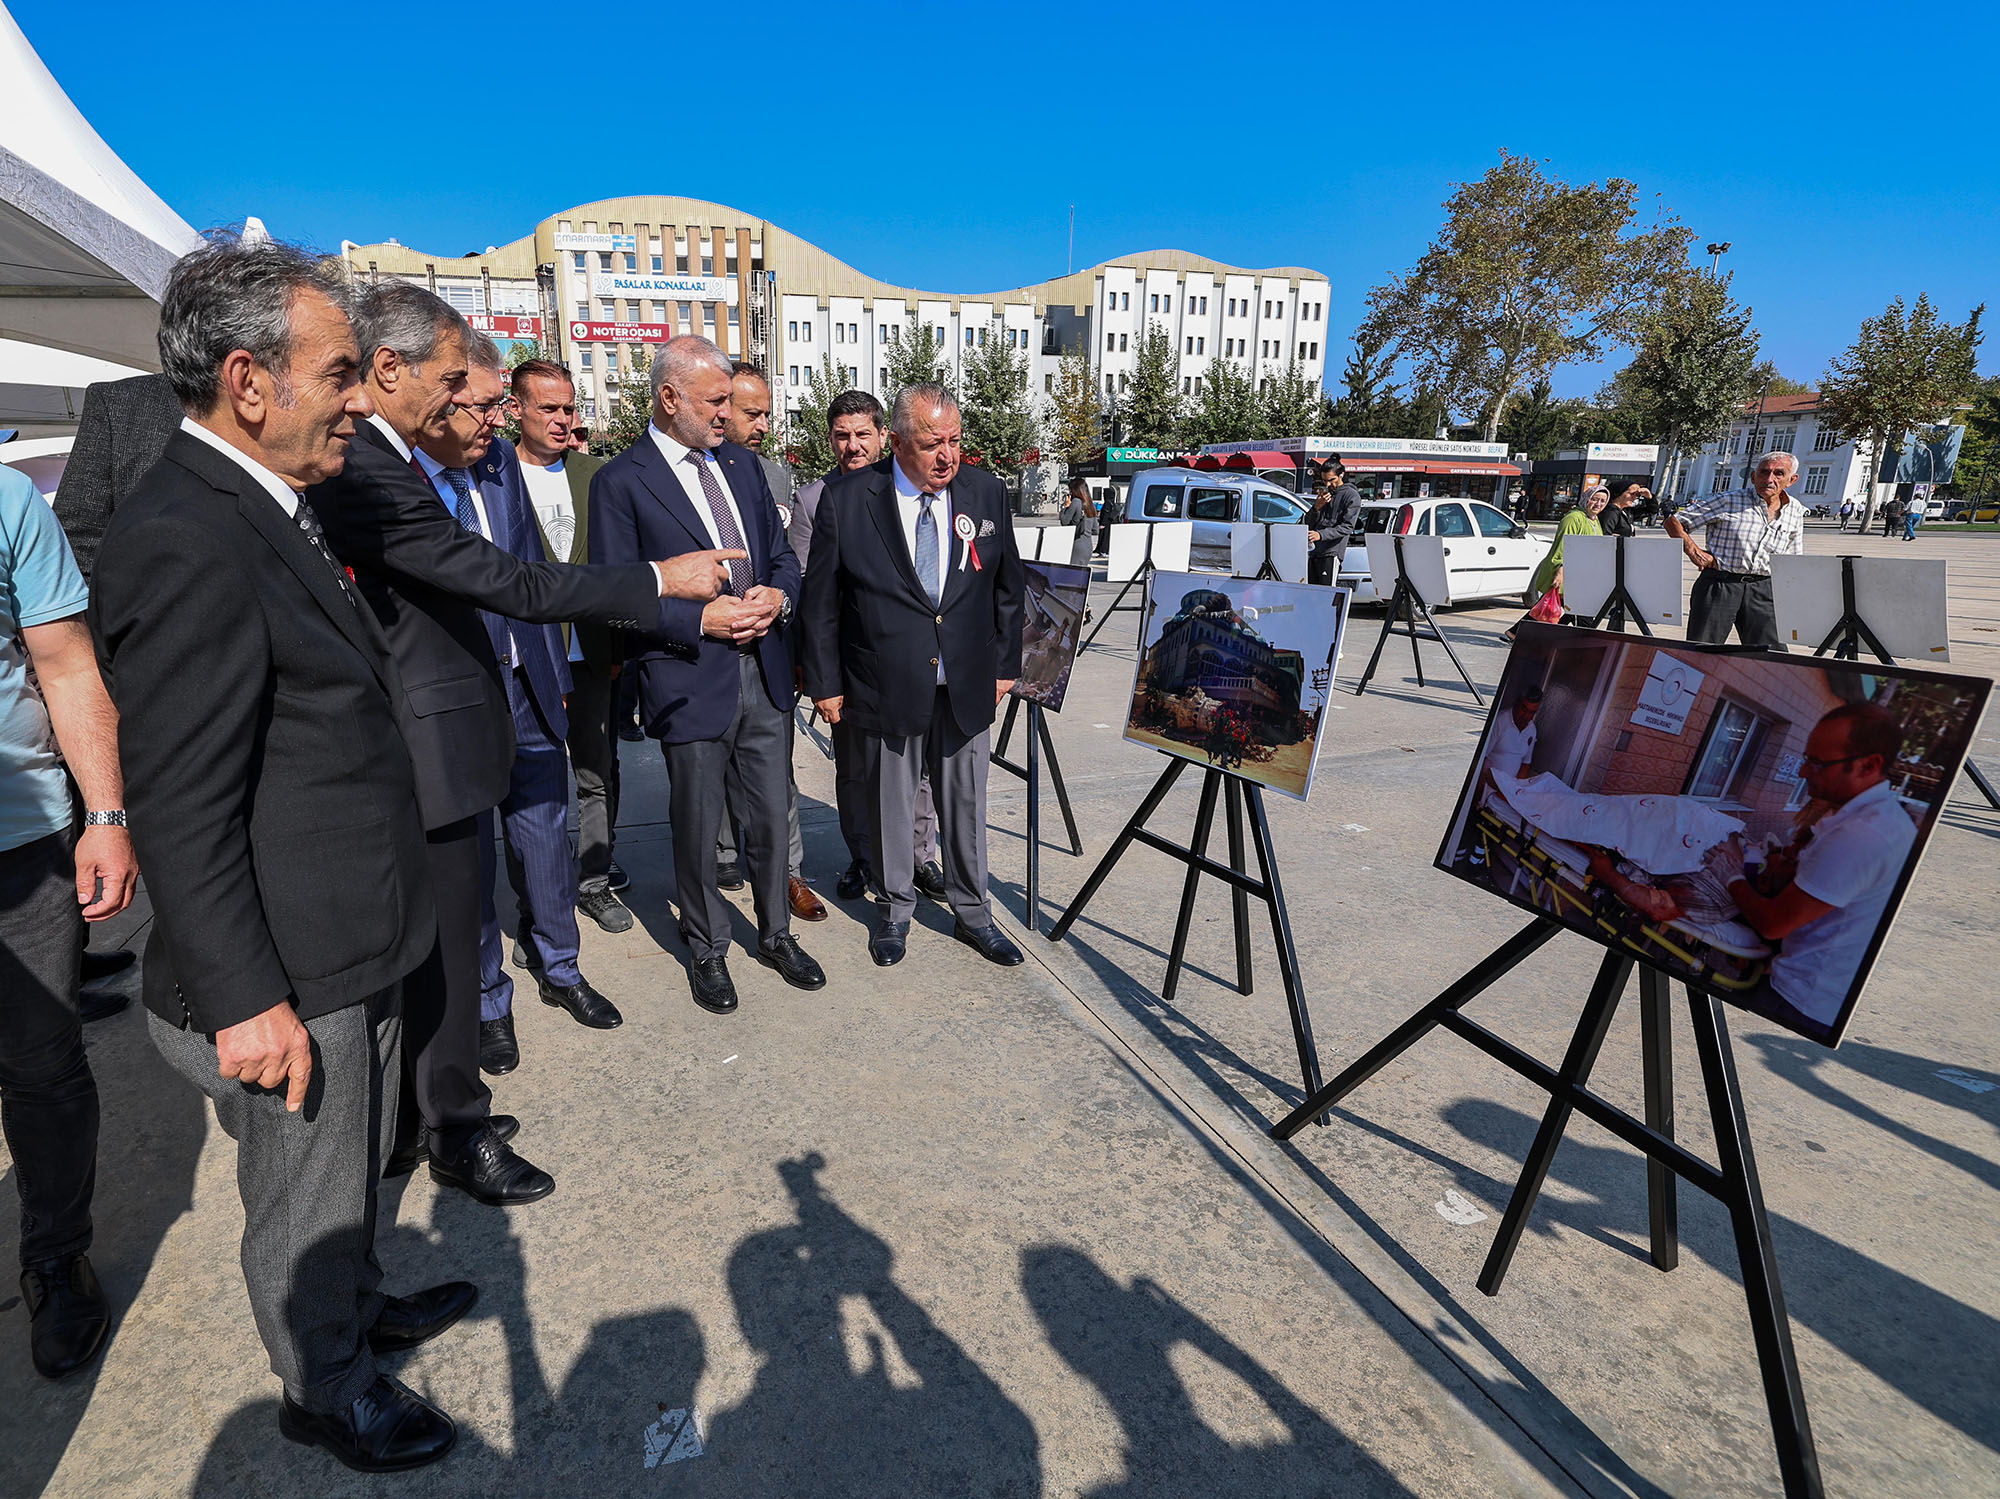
[959,334,1040,488]
[882,308,949,409]
[504,338,547,371]
[1818,295,1985,525]
[1498,378,1576,460]
[1954,374,2000,501]
[1179,356,1258,447]
[1323,329,1411,436]
[1750,363,1811,397]
[1125,324,1183,447]
[782,355,843,480]
[1047,348,1103,469]
[1256,357,1323,438]
[1365,150,1694,440]
[597,344,656,455]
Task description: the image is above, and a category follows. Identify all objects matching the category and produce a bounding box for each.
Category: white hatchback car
[1342,498,1551,604]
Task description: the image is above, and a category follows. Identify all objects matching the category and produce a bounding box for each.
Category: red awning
[1218,450,1296,470]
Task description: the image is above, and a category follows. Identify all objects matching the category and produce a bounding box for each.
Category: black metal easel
[1810,555,1999,810]
[990,694,1083,932]
[1270,920,1823,1497]
[1247,522,1284,581]
[1579,533,1656,635]
[1352,535,1485,705]
[1082,524,1160,651]
[1048,756,1328,1124]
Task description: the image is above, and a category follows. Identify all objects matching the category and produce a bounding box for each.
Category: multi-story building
[339,195,1331,432]
[1676,393,1876,507]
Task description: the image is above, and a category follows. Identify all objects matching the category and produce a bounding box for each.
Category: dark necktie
[914,491,941,609]
[292,498,356,607]
[684,451,750,596]
[440,467,482,536]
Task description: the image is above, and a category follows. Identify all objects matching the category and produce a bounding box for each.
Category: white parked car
[1342,498,1551,605]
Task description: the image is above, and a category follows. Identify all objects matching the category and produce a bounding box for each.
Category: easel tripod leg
[1162,771,1224,1003]
[1037,709,1085,854]
[1224,779,1253,995]
[1354,582,1403,696]
[1962,759,2000,810]
[1639,965,1679,1271]
[1243,784,1327,1124]
[1048,759,1188,941]
[1412,595,1486,707]
[1405,590,1427,687]
[1024,701,1041,935]
[1477,951,1634,1295]
[994,694,1021,759]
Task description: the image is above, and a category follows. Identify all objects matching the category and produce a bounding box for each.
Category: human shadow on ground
[193,1150,1039,1498]
[0,953,207,1499]
[1021,1243,1416,1499]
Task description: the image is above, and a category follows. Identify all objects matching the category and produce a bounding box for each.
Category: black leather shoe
[607,862,630,892]
[758,934,826,990]
[278,1374,455,1473]
[428,1125,553,1206]
[479,1015,519,1075]
[689,957,738,1014]
[836,860,872,900]
[386,1115,517,1178]
[715,861,745,891]
[540,977,622,1029]
[914,859,948,900]
[366,1281,478,1354]
[954,920,1025,966]
[79,988,130,1024]
[80,949,137,983]
[869,920,910,967]
[617,720,645,743]
[20,1254,109,1380]
[577,888,634,933]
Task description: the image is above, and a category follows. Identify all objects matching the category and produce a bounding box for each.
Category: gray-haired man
[1664,451,1806,648]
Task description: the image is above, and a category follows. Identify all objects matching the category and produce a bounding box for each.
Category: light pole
[1706,241,1732,278]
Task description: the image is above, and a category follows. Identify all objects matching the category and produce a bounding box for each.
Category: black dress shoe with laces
[428,1125,553,1206]
[278,1374,455,1472]
[688,957,738,1014]
[385,1115,518,1178]
[757,934,827,990]
[479,1014,518,1075]
[953,920,1025,966]
[20,1254,110,1379]
[836,860,873,900]
[539,977,622,1028]
[914,859,948,900]
[366,1281,478,1354]
[869,920,910,967]
[576,887,635,933]
[715,860,745,891]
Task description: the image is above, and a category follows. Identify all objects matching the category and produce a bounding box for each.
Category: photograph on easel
[1123,571,1351,800]
[1011,560,1090,712]
[1436,624,1990,1046]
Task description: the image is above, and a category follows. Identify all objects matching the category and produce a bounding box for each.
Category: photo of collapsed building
[1438,625,1988,1044]
[1013,561,1089,712]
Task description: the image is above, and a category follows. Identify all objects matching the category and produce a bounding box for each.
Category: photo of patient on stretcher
[1438,625,1989,1046]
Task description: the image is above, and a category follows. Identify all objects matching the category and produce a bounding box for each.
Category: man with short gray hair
[1663,449,1805,648]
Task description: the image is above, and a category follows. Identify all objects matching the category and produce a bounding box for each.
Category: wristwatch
[83,809,128,828]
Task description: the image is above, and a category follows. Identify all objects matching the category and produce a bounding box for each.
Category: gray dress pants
[867,687,991,928]
[149,986,399,1413]
[833,718,938,871]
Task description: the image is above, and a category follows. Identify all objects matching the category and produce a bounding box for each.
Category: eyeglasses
[460,397,511,423]
[1801,752,1869,773]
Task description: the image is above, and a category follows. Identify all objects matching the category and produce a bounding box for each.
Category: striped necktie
[684,450,750,595]
[440,467,482,535]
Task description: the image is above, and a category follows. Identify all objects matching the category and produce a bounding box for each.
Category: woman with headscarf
[1505,485,1608,640]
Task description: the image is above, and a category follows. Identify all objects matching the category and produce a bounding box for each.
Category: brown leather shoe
[787,875,827,922]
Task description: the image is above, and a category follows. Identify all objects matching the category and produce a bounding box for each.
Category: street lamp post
[1705,241,1732,278]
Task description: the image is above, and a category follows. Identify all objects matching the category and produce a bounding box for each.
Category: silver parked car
[1124,468,1310,571]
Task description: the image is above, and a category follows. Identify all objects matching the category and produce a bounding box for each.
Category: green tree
[1179,357,1258,447]
[598,344,656,455]
[782,355,844,480]
[504,338,547,371]
[1818,295,1985,525]
[959,333,1040,489]
[882,308,949,409]
[1323,329,1411,436]
[1955,374,2000,502]
[1125,324,1183,447]
[1750,363,1811,397]
[1047,348,1103,468]
[1365,150,1694,440]
[1497,377,1577,460]
[1256,357,1322,438]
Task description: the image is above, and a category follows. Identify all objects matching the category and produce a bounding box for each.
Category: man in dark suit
[801,382,1027,969]
[51,372,182,581]
[311,286,739,1206]
[589,336,824,1015]
[91,238,470,1472]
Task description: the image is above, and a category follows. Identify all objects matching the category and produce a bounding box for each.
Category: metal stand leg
[1353,581,1408,697]
[1409,593,1486,707]
[1048,758,1188,942]
[1161,772,1223,1003]
[1405,589,1427,687]
[1224,779,1253,995]
[994,694,1021,758]
[1037,708,1084,854]
[1243,784,1327,1124]
[1962,758,2000,810]
[1025,700,1042,934]
[1639,965,1679,1271]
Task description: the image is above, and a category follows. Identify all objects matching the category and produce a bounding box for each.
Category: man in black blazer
[309,287,738,1206]
[90,239,471,1471]
[589,336,824,1014]
[800,383,1027,969]
[51,372,182,580]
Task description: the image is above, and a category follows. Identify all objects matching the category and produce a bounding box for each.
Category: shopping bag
[1528,586,1564,624]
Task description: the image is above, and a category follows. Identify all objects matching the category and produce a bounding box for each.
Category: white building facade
[1676,393,1875,508]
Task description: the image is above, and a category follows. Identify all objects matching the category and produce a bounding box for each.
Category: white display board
[1012,525,1040,560]
[1108,521,1192,583]
[1228,522,1311,583]
[1562,536,1686,627]
[1364,533,1450,606]
[1772,555,1951,662]
[1039,524,1076,562]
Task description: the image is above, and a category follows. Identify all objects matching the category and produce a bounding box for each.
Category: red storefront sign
[569,320,671,344]
[467,314,543,340]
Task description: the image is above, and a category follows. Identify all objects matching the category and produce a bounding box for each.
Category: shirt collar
[412,446,450,481]
[365,411,414,462]
[1827,777,1899,825]
[178,417,299,519]
[650,423,713,471]
[892,458,946,502]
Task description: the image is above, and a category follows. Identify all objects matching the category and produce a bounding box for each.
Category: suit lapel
[715,446,767,579]
[867,468,928,604]
[632,438,720,556]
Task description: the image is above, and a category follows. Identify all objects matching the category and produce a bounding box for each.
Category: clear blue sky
[16,0,1995,396]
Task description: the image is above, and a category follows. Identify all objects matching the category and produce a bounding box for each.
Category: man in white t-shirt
[1709,702,1919,1037]
[1479,687,1542,793]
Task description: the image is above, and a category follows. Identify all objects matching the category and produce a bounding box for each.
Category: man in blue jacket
[589,337,824,1014]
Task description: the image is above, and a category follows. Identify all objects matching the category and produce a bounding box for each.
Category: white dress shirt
[649,424,749,552]
[366,410,413,463]
[412,446,518,665]
[179,417,299,518]
[891,459,953,684]
[518,458,584,661]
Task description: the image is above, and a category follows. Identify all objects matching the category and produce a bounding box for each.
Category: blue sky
[16,0,1995,396]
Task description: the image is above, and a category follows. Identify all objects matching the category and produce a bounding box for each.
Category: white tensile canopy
[0,4,202,374]
[0,335,144,434]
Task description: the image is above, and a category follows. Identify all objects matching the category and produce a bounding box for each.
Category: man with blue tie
[589,336,824,1015]
[413,341,622,1080]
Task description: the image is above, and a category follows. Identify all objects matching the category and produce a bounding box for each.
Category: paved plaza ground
[3,522,1996,1498]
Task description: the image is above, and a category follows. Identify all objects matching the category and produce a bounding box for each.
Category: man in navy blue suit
[589,336,824,1015]
[420,347,624,1077]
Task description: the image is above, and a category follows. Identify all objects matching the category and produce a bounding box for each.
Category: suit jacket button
[930,657,939,666]
[935,613,943,623]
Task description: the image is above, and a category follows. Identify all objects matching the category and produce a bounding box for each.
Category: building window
[1149,294,1158,312]
[1162,296,1171,313]
[879,326,889,344]
[788,320,798,339]
[1106,333,1115,352]
[622,253,635,270]
[1770,428,1796,452]
[599,299,615,320]
[676,254,689,272]
[1106,373,1115,394]
[598,253,612,270]
[703,308,716,336]
[725,249,738,272]
[580,351,594,369]
[1185,337,1194,354]
[835,322,844,344]
[604,348,618,370]
[802,323,813,343]
[1182,377,1191,394]
[1813,428,1841,451]
[1194,376,1203,394]
[1712,469,1732,492]
[1745,430,1766,456]
[652,255,663,271]
[678,308,691,335]
[1119,372,1129,391]
[1803,466,1830,495]
[849,322,859,342]
[1119,334,1128,352]
[572,252,586,271]
[1687,699,1770,803]
[789,366,800,386]
[1045,373,1054,393]
[698,255,711,274]
[1197,337,1205,354]
[575,302,588,321]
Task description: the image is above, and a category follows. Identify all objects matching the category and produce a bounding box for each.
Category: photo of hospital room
[1438,626,1988,1045]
